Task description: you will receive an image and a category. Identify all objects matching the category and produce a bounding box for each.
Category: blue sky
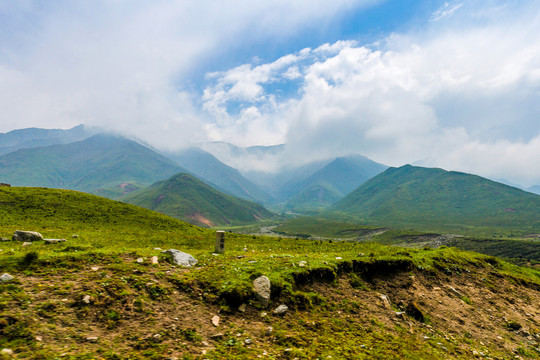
[0,0,539,186]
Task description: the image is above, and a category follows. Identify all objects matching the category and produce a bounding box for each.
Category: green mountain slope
[166,147,273,203]
[0,124,95,156]
[281,154,387,210]
[123,173,275,227]
[0,134,185,198]
[331,165,540,232]
[0,186,198,233]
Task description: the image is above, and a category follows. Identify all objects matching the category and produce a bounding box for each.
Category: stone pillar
[215,231,225,254]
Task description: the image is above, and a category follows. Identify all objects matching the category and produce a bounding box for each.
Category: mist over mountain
[0,124,97,156]
[165,147,273,203]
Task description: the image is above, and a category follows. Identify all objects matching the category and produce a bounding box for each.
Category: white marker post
[215,231,225,254]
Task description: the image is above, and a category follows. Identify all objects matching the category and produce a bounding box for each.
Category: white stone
[253,276,271,306]
[0,273,14,282]
[162,249,197,267]
[273,304,288,315]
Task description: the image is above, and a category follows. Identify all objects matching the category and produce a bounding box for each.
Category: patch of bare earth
[188,213,215,227]
[3,258,540,359]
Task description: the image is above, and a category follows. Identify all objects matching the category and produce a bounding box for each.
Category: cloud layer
[201,1,540,186]
[1,0,539,186]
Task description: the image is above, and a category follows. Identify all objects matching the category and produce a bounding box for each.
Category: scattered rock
[161,249,198,267]
[406,302,426,322]
[298,261,307,267]
[22,242,32,246]
[238,303,247,312]
[72,234,79,238]
[212,315,220,327]
[90,266,100,271]
[260,312,268,318]
[211,333,224,339]
[35,336,43,341]
[273,304,288,315]
[1,349,13,355]
[244,338,253,345]
[266,326,274,335]
[243,247,248,252]
[0,237,9,242]
[44,239,67,244]
[447,285,462,297]
[12,230,43,242]
[378,293,391,309]
[151,256,159,265]
[86,336,99,342]
[82,295,91,304]
[0,273,14,282]
[335,257,343,260]
[136,257,144,264]
[253,276,271,307]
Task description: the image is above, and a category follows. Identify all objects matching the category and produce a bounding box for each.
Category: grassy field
[1,187,539,359]
[273,217,540,266]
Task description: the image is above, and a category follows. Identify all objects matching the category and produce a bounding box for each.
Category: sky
[1,0,539,186]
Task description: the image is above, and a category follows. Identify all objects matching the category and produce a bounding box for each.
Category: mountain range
[0,124,95,156]
[1,125,538,232]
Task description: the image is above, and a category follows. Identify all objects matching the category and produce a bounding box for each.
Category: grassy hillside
[166,147,272,204]
[1,186,539,359]
[331,165,540,233]
[123,173,275,227]
[0,187,200,234]
[0,134,185,198]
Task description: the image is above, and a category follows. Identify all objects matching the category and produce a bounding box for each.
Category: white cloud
[0,0,376,143]
[201,1,540,185]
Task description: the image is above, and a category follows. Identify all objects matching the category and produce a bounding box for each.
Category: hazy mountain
[123,172,275,227]
[0,134,185,197]
[331,164,540,230]
[527,185,540,195]
[280,154,387,203]
[0,124,96,156]
[165,147,273,203]
[284,182,343,212]
[243,158,333,196]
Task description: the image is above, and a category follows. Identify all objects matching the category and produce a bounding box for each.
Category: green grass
[1,186,539,359]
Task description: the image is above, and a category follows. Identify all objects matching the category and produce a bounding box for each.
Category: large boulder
[12,230,43,242]
[253,276,271,307]
[161,249,197,267]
